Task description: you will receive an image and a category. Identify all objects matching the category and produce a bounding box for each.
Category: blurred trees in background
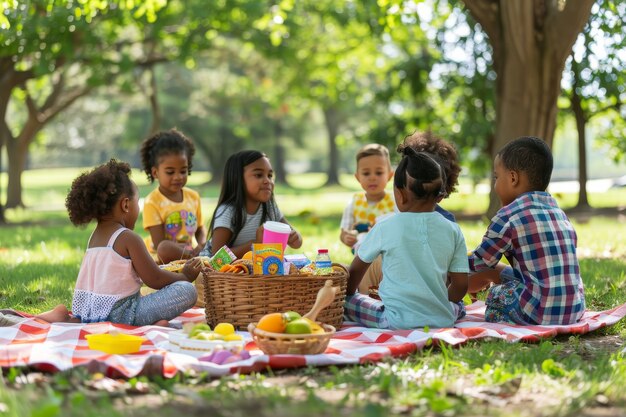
[1,0,625,222]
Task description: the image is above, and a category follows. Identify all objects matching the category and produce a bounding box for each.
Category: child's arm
[123,231,204,288]
[278,218,302,249]
[146,225,166,252]
[192,225,208,256]
[340,228,357,248]
[339,201,356,248]
[447,272,468,303]
[347,256,372,295]
[211,226,253,259]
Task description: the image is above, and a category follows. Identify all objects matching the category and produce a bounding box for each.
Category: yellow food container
[85,333,146,354]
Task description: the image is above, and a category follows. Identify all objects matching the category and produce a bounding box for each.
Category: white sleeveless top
[72,228,143,323]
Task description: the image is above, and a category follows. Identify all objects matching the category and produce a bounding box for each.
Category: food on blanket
[161,259,186,273]
[285,318,312,334]
[247,322,336,355]
[283,311,302,322]
[168,328,245,358]
[199,348,251,364]
[187,323,212,337]
[302,317,325,335]
[256,312,287,333]
[183,322,240,341]
[214,322,235,336]
[218,263,249,274]
[256,310,328,335]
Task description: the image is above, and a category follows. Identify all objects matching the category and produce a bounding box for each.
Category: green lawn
[1,169,626,416]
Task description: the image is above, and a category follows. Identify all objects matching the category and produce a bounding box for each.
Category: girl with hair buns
[344,149,469,329]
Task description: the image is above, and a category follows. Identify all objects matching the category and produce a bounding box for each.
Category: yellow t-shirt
[142,187,203,251]
[352,192,396,227]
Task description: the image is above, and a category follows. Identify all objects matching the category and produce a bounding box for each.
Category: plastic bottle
[315,249,333,275]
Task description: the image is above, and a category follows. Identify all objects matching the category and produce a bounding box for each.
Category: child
[469,136,585,325]
[340,144,396,253]
[344,149,469,329]
[360,132,462,295]
[397,131,461,222]
[140,129,207,264]
[199,150,303,259]
[67,159,204,326]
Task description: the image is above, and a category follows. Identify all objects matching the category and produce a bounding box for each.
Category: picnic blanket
[1,301,625,378]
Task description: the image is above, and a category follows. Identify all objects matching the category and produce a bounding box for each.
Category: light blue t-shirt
[357,211,469,329]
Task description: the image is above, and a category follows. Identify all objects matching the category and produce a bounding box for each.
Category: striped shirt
[472,191,585,325]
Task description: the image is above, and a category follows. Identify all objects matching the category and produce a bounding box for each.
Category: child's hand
[182,257,204,282]
[341,229,357,247]
[255,225,264,243]
[191,244,205,257]
[287,229,302,249]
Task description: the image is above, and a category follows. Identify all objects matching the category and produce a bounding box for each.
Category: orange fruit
[256,313,286,333]
[242,251,253,261]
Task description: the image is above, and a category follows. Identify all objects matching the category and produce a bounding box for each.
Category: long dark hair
[208,150,276,246]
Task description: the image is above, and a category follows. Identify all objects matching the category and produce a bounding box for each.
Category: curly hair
[139,128,196,183]
[65,159,135,226]
[396,131,461,197]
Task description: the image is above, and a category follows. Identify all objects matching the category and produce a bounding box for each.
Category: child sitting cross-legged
[345,148,469,329]
[468,136,585,325]
[67,160,204,326]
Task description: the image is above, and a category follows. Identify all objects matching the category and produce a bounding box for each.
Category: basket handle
[332,262,348,275]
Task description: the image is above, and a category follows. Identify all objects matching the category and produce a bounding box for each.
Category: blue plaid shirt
[472,191,585,325]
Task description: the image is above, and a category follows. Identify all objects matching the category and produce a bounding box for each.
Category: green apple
[284,318,312,334]
[282,311,302,322]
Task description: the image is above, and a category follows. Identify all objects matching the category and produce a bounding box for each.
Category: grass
[0,169,626,416]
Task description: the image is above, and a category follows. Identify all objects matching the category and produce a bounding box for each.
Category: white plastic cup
[262,221,291,251]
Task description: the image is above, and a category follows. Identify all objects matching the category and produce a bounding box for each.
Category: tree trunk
[148,67,161,136]
[273,120,287,185]
[0,144,4,224]
[571,66,590,209]
[463,0,595,218]
[322,105,340,185]
[5,71,91,208]
[0,62,33,222]
[5,118,41,208]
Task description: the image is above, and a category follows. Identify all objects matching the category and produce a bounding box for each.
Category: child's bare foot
[153,320,170,327]
[35,305,80,323]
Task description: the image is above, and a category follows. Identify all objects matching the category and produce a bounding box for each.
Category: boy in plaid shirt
[469,136,585,325]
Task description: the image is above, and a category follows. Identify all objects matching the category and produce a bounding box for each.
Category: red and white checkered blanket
[2,301,625,378]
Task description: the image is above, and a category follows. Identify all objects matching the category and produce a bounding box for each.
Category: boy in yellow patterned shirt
[340,144,397,292]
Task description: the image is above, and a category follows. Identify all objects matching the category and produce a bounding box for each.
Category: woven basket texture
[202,264,347,329]
[248,323,336,355]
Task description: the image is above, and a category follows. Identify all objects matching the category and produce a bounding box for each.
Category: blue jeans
[108,281,197,326]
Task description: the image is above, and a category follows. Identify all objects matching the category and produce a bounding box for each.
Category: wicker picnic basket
[202,263,348,329]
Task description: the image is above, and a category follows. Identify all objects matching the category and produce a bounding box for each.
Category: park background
[1,1,626,417]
